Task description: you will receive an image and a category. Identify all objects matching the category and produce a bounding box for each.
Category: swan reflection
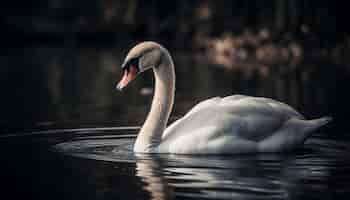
[136,156,175,200]
[135,154,306,200]
[54,136,341,200]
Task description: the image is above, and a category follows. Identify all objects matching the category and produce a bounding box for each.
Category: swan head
[116,41,162,90]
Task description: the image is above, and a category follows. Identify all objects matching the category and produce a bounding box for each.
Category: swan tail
[258,116,332,152]
[289,116,332,147]
[302,116,332,134]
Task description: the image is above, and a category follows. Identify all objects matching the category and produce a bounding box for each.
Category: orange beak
[116,65,139,91]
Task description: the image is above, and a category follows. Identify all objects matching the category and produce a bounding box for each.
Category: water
[1,45,350,199]
[1,127,349,200]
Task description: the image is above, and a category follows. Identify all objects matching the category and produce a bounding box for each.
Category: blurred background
[1,0,349,135]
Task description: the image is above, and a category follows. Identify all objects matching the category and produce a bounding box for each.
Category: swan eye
[122,57,141,72]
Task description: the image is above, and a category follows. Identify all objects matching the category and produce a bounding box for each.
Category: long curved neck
[134,49,175,152]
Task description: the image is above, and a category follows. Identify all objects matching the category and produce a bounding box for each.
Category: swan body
[159,95,330,154]
[116,41,331,154]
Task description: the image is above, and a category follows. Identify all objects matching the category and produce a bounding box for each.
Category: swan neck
[134,49,175,152]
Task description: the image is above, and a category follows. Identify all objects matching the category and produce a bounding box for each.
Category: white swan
[116,41,331,154]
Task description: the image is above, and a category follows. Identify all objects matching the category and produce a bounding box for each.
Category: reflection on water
[53,129,350,200]
[136,158,175,200]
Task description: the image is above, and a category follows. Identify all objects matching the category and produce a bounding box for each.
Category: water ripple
[51,128,350,199]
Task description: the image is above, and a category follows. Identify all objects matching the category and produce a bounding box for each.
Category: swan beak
[116,65,139,91]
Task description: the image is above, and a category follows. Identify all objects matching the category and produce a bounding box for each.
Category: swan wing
[162,95,248,139]
[161,95,304,144]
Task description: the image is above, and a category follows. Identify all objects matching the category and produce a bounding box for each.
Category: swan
[116,41,331,154]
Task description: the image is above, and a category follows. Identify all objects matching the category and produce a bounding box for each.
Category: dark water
[1,45,350,199]
[1,128,350,200]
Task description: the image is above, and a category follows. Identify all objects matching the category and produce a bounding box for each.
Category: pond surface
[1,127,350,200]
[1,45,349,199]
